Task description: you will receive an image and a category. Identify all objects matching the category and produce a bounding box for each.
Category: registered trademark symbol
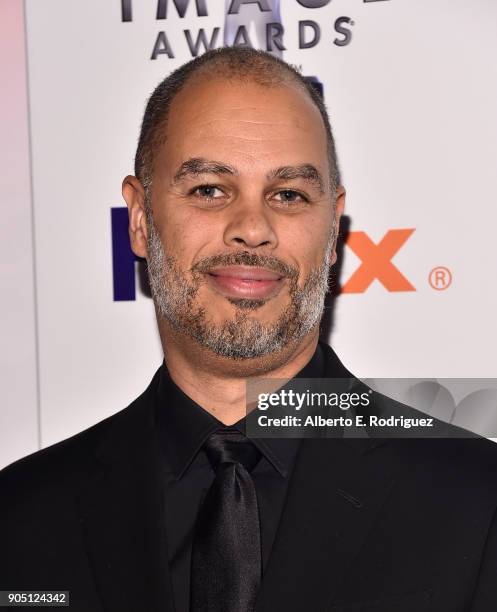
[429,266,452,290]
[350,20,355,26]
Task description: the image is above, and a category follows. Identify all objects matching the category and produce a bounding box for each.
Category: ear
[122,175,148,258]
[330,185,345,266]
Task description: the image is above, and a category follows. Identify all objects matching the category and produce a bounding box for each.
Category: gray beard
[146,210,335,360]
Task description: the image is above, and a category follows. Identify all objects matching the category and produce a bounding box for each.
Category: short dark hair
[135,47,340,198]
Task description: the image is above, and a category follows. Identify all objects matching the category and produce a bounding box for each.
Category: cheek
[280,215,333,269]
[159,207,219,264]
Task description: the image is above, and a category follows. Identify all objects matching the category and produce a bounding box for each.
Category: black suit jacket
[2,342,497,611]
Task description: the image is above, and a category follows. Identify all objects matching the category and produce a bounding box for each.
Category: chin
[207,346,296,378]
[207,292,288,318]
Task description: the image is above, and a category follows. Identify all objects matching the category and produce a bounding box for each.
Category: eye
[191,184,225,200]
[272,190,309,205]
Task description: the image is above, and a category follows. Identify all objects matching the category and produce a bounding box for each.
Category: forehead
[159,75,328,175]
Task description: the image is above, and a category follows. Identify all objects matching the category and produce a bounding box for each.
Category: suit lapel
[75,372,175,612]
[256,436,399,611]
[256,343,400,611]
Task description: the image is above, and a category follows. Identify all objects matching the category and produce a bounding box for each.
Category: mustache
[190,251,299,280]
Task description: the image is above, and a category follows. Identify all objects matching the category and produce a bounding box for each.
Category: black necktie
[190,429,262,612]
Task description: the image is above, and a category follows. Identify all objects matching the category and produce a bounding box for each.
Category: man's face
[144,75,342,359]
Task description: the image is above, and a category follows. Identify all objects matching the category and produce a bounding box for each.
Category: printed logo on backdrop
[120,0,391,59]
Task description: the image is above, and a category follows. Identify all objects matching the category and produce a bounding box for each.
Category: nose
[222,198,278,250]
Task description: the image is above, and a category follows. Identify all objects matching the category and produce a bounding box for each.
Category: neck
[159,321,320,425]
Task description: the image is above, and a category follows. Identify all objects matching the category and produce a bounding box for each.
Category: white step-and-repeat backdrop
[2,0,496,468]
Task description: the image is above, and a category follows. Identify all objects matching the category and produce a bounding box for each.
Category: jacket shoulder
[0,366,161,505]
[318,342,497,480]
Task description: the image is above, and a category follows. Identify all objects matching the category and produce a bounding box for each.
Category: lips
[206,266,285,300]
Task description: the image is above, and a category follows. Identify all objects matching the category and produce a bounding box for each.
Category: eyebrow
[172,158,238,183]
[172,157,325,194]
[267,164,325,194]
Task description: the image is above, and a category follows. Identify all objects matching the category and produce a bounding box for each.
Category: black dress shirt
[154,343,326,612]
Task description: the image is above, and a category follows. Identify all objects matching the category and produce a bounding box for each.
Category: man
[2,47,497,612]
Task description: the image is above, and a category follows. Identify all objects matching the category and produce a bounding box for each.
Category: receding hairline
[158,69,328,152]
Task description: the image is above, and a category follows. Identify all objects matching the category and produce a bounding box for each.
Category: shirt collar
[155,342,325,480]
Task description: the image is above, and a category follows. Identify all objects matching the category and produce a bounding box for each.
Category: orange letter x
[341,229,416,293]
